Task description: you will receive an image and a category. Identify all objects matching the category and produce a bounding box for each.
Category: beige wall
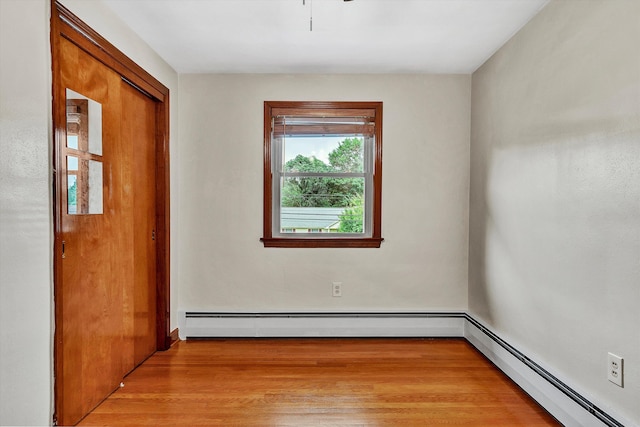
[0,1,52,425]
[469,0,640,423]
[178,74,471,313]
[0,1,179,425]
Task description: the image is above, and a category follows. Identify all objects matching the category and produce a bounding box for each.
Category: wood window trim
[261,101,383,248]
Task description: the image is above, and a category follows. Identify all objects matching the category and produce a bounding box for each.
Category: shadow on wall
[469,110,640,334]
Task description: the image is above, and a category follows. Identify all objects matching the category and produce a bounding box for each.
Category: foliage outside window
[261,101,383,248]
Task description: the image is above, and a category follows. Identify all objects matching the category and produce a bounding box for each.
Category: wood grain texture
[58,36,128,425]
[79,339,560,426]
[122,81,158,367]
[52,3,171,424]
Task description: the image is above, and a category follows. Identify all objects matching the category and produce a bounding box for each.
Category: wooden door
[55,32,159,427]
[58,36,128,425]
[52,3,171,425]
[122,82,158,367]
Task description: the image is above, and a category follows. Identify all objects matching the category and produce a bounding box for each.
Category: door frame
[51,0,171,421]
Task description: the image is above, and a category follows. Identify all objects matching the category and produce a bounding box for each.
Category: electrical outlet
[332,282,342,297]
[608,352,623,387]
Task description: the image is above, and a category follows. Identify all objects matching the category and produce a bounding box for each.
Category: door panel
[122,82,158,367]
[59,37,127,424]
[56,36,157,426]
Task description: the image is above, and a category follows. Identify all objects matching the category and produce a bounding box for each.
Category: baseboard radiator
[181,311,465,338]
[179,311,630,427]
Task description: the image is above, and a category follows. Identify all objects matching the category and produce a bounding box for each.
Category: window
[261,101,383,248]
[65,90,104,215]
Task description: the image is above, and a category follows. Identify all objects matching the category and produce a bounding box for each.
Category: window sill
[260,237,384,248]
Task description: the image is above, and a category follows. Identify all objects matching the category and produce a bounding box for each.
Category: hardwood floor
[78,338,560,426]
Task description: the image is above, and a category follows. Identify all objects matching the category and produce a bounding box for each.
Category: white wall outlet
[607,352,623,387]
[332,282,342,297]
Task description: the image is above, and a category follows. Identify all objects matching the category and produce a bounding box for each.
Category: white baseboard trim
[179,311,465,338]
[463,318,629,427]
[178,311,630,427]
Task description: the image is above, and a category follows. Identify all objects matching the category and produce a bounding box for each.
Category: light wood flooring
[78,338,560,426]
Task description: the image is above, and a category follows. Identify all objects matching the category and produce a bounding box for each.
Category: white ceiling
[102,0,549,74]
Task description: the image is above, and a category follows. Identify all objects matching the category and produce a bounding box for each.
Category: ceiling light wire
[303,0,313,31]
[304,0,350,32]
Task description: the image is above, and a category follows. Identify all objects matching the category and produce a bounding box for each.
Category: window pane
[66,155,103,215]
[280,177,364,234]
[87,160,103,214]
[67,135,79,150]
[67,174,77,214]
[284,136,364,173]
[66,88,103,155]
[67,155,78,171]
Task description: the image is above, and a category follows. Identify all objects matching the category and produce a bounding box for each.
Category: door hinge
[152,230,156,241]
[61,240,66,259]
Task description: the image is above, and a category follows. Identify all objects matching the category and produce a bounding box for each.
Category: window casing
[261,101,383,248]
